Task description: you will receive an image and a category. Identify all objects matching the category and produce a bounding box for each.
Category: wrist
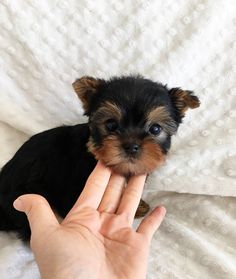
[40,266,90,279]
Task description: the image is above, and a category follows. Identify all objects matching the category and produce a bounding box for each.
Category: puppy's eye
[105,119,118,132]
[149,124,162,135]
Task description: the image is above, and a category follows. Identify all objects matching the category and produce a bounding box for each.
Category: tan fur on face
[147,106,178,135]
[91,101,122,124]
[140,138,165,169]
[87,136,165,176]
[87,136,122,166]
[89,101,122,137]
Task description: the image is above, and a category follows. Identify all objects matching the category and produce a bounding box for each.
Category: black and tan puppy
[0,75,200,240]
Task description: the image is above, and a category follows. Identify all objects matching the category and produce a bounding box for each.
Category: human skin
[13,161,166,279]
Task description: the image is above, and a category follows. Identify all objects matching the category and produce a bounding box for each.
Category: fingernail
[156,206,166,215]
[13,198,23,211]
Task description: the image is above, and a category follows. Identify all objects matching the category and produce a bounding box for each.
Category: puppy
[0,75,200,240]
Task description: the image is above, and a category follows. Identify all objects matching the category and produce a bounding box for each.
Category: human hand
[13,161,166,279]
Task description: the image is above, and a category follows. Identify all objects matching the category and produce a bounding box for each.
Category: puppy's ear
[72,76,102,115]
[169,88,200,117]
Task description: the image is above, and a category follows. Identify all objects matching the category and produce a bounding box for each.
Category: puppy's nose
[123,143,140,155]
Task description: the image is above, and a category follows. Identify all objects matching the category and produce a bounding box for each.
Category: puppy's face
[73,76,200,176]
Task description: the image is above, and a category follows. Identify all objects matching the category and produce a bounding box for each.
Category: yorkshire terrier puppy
[0,75,200,240]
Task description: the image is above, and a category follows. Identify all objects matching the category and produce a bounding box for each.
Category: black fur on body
[0,75,200,240]
[0,124,96,240]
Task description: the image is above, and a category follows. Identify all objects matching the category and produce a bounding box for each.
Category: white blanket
[0,0,236,278]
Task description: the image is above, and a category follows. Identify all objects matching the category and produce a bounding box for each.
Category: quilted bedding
[0,0,235,278]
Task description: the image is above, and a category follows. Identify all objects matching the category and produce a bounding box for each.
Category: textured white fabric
[0,0,235,196]
[0,0,236,278]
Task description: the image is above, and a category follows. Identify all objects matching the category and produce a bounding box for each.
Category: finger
[70,161,111,211]
[13,194,59,236]
[137,206,166,241]
[116,174,146,224]
[98,173,126,213]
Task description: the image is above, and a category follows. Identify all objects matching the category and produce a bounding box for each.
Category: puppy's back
[0,123,96,240]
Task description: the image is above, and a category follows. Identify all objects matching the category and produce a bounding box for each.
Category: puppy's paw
[135,199,150,218]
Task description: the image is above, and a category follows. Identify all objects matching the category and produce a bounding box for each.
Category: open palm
[14,162,166,279]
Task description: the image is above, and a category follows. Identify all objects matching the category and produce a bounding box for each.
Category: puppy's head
[73,75,200,176]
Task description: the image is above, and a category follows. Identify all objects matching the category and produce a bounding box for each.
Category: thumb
[13,194,59,236]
